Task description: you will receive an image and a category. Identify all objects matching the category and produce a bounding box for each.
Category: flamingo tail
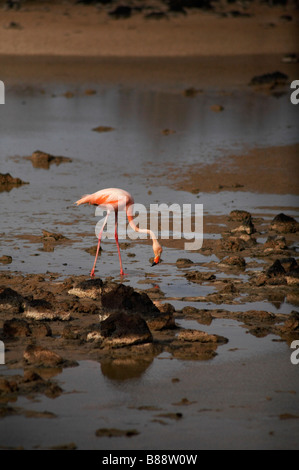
[75,194,93,206]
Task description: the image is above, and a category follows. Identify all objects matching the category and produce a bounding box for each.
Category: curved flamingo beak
[151,255,160,266]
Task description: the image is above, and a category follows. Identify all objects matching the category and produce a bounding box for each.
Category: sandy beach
[0,0,299,451]
[1,0,299,87]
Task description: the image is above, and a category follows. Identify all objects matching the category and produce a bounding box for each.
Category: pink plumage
[75,188,162,276]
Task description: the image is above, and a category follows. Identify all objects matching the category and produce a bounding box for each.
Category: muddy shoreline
[0,0,299,450]
[1,209,298,420]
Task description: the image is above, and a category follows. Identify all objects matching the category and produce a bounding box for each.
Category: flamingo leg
[114,210,125,276]
[90,210,110,277]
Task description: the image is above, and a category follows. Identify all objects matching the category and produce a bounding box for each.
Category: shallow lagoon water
[1,85,299,278]
[0,85,299,449]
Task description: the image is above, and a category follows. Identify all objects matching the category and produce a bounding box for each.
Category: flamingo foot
[90,269,95,278]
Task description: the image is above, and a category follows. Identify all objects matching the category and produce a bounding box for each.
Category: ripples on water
[1,86,298,277]
[1,84,299,450]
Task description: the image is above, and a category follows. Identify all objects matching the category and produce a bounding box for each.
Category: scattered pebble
[92,125,115,132]
[95,428,139,437]
[28,150,72,169]
[0,255,12,264]
[0,173,28,187]
[210,104,224,112]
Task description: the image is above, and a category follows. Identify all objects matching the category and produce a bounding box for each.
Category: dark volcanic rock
[68,278,104,299]
[282,311,299,332]
[101,283,159,314]
[29,150,72,169]
[277,311,299,340]
[23,344,77,368]
[249,71,288,86]
[176,258,194,267]
[263,235,287,253]
[0,287,25,313]
[0,255,12,264]
[286,267,299,286]
[0,173,28,187]
[181,306,213,325]
[280,258,298,273]
[42,230,68,241]
[217,236,248,252]
[185,271,216,282]
[221,255,246,268]
[23,345,64,367]
[229,210,252,221]
[109,5,132,18]
[266,259,286,277]
[145,11,168,19]
[24,298,71,321]
[270,213,299,233]
[166,327,227,361]
[231,215,255,235]
[101,283,174,330]
[3,318,52,338]
[69,280,174,330]
[99,311,153,347]
[3,318,31,337]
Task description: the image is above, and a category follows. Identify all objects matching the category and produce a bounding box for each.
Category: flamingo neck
[127,213,157,240]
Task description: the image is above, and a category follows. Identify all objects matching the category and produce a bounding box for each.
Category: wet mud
[0,4,298,445]
[0,208,298,419]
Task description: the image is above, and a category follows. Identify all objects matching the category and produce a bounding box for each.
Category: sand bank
[1,1,299,88]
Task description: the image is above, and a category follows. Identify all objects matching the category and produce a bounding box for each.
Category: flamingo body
[75,188,162,276]
[76,188,132,211]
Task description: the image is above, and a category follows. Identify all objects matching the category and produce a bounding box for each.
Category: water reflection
[100,356,154,381]
[1,85,298,278]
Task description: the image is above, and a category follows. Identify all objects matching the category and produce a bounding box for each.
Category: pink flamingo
[75,188,162,277]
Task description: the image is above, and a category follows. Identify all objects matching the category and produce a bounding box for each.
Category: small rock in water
[176,258,194,267]
[178,329,218,343]
[283,311,299,332]
[221,255,246,268]
[161,128,176,135]
[0,173,28,187]
[23,345,64,367]
[231,216,255,235]
[0,255,12,264]
[183,87,203,97]
[42,230,68,241]
[229,210,252,222]
[210,104,224,112]
[270,213,299,233]
[266,259,286,278]
[249,71,288,86]
[263,235,287,253]
[29,150,72,169]
[92,126,115,132]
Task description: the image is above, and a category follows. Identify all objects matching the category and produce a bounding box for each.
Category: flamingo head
[151,241,162,266]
